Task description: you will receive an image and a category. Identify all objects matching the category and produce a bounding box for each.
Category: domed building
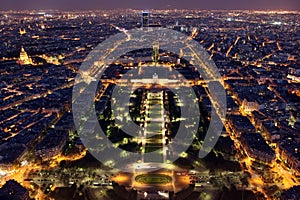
[17,47,33,65]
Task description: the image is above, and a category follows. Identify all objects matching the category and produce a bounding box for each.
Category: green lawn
[135,174,172,184]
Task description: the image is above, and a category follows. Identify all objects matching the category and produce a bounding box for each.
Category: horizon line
[0,8,299,12]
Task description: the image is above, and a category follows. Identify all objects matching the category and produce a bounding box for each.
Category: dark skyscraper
[141,10,149,27]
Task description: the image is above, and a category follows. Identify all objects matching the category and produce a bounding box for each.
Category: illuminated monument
[19,28,26,35]
[17,47,33,65]
[152,42,160,63]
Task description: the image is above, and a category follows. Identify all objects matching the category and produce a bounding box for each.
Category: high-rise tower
[141,11,149,27]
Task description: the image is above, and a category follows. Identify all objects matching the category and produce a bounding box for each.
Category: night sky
[0,0,299,11]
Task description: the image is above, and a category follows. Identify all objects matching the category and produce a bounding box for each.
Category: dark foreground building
[0,180,30,200]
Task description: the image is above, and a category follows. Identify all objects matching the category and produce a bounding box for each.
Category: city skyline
[0,0,299,11]
[0,8,299,200]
